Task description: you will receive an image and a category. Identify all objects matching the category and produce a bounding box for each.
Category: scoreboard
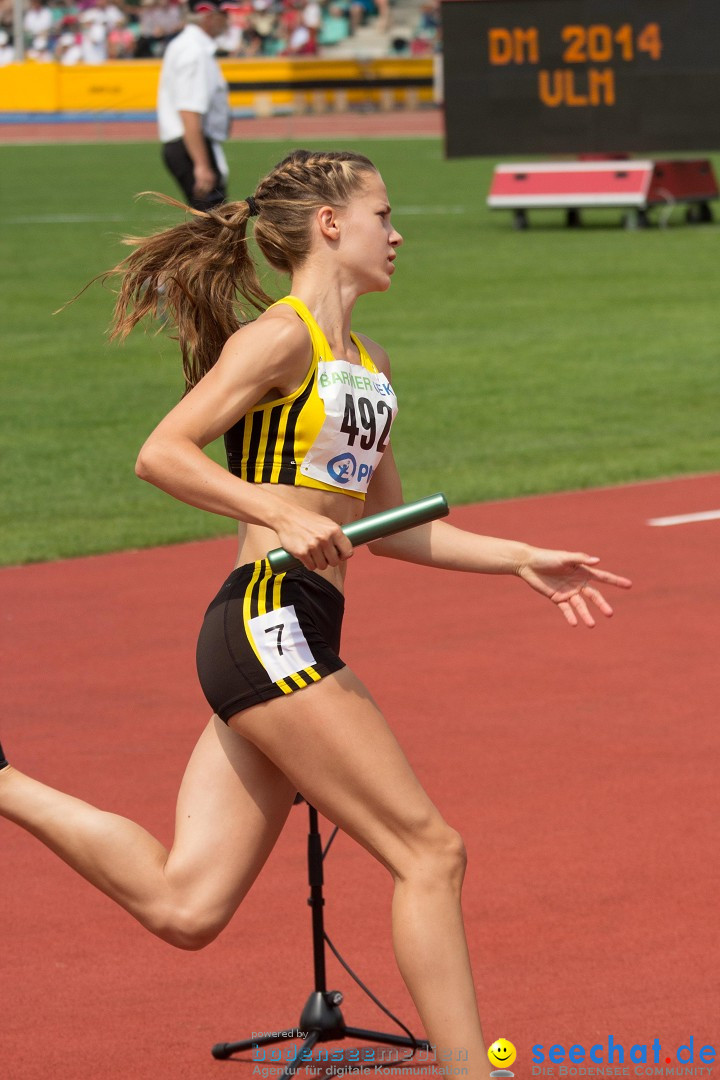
[443,0,720,156]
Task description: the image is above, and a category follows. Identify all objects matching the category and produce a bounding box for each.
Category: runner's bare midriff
[234,484,365,594]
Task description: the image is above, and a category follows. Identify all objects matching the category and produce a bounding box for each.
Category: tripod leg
[212,1030,298,1060]
[280,1030,321,1079]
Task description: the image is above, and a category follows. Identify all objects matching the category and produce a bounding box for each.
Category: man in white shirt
[157,0,232,210]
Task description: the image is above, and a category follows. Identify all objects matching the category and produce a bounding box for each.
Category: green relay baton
[267,493,450,572]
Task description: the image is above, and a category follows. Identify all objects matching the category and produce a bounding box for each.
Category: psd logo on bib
[327,453,357,485]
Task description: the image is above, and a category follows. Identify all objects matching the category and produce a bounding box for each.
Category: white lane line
[647,509,720,527]
[3,206,467,226]
[395,205,466,215]
[2,213,128,225]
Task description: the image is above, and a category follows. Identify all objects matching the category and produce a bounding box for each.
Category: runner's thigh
[228,667,450,875]
[166,716,297,910]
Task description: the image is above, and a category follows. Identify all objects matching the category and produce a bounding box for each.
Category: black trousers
[161,136,227,211]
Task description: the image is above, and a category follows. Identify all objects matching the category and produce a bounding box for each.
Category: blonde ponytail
[108,194,273,391]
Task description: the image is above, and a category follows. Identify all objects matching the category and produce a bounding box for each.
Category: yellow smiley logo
[488,1039,517,1069]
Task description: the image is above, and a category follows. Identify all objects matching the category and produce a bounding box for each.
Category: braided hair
[253,149,377,274]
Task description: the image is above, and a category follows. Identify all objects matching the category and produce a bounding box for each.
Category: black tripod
[211,801,431,1076]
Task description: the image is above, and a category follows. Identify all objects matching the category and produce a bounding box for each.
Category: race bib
[248,605,316,683]
[300,360,397,493]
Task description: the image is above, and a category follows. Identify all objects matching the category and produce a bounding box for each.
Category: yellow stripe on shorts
[242,560,264,666]
[256,558,273,617]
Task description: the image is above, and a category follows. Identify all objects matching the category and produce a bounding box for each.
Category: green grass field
[2,137,719,565]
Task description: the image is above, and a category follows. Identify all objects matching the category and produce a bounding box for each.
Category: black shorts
[196,559,346,723]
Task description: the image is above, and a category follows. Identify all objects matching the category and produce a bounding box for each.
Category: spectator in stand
[79,10,107,59]
[317,2,350,49]
[0,27,14,62]
[301,0,321,50]
[277,0,298,36]
[278,0,318,55]
[56,12,81,33]
[214,1,244,56]
[88,0,126,31]
[49,0,79,30]
[26,35,52,58]
[157,0,231,210]
[239,23,262,55]
[23,0,52,45]
[281,23,310,54]
[79,0,125,62]
[277,0,305,55]
[55,22,83,61]
[134,0,182,59]
[410,0,439,54]
[372,0,388,32]
[346,0,388,35]
[107,14,136,56]
[247,0,277,56]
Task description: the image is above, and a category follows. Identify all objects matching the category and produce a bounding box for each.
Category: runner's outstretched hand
[517,549,632,627]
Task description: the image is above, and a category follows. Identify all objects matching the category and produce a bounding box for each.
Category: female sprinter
[0,150,631,1078]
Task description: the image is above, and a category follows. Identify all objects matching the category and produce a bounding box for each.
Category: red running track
[2,474,719,1079]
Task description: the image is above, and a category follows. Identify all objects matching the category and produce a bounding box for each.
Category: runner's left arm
[364,444,632,627]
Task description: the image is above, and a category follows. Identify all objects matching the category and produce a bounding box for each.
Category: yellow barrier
[57,59,161,112]
[0,57,434,115]
[0,62,60,111]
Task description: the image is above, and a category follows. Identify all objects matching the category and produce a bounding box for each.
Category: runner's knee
[151,904,229,951]
[392,817,467,891]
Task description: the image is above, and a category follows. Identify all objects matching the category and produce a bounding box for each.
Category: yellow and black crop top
[224,296,398,502]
